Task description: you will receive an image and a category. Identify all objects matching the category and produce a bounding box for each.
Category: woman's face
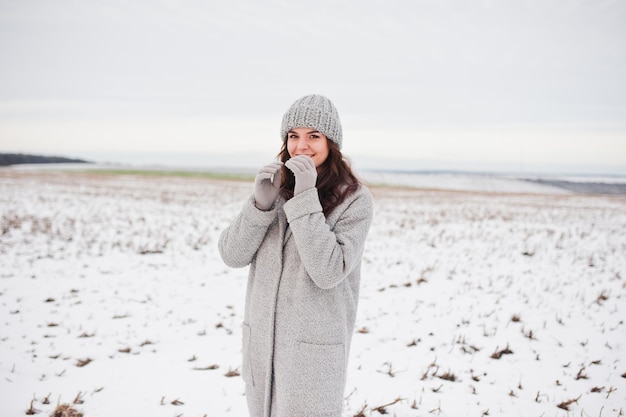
[286,128,330,168]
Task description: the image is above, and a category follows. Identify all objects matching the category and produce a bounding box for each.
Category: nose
[296,137,309,150]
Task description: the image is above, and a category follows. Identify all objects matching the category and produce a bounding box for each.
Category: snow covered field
[1,169,625,417]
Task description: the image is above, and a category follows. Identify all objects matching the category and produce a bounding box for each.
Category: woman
[219,94,373,417]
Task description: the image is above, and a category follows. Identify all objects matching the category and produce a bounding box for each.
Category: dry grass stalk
[522,327,535,340]
[490,344,513,359]
[429,401,442,414]
[193,364,219,370]
[556,394,581,411]
[372,397,404,414]
[377,362,397,378]
[438,371,456,382]
[75,358,92,367]
[352,402,367,417]
[595,291,609,305]
[73,392,84,405]
[431,384,443,393]
[25,399,39,415]
[51,404,83,417]
[461,345,480,354]
[535,391,545,402]
[606,386,617,398]
[224,367,240,377]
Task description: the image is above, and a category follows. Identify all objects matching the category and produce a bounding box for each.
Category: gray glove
[254,161,283,210]
[285,155,317,196]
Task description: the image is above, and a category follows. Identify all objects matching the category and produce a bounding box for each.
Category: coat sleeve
[218,195,278,268]
[283,186,373,289]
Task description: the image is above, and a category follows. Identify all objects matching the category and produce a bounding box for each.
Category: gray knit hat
[280,94,343,149]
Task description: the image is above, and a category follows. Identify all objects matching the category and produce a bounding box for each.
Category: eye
[288,134,298,140]
[309,134,320,139]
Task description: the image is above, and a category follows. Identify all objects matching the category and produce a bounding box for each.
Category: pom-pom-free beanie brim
[280,94,343,149]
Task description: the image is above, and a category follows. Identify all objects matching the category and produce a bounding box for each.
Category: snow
[1,169,625,417]
[360,171,571,194]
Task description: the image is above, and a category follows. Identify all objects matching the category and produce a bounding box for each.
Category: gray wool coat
[218,185,373,417]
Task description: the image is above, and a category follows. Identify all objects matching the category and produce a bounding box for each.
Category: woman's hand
[254,161,283,210]
[285,155,317,196]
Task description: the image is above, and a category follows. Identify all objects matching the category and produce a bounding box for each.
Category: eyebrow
[287,129,320,134]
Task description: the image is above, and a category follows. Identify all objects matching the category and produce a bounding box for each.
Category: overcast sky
[1,0,625,174]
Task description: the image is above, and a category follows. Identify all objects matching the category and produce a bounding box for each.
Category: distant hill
[0,153,90,166]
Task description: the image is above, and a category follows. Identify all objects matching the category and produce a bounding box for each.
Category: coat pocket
[293,341,346,414]
[241,323,254,386]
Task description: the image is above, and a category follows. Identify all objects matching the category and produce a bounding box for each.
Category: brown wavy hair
[278,139,360,216]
